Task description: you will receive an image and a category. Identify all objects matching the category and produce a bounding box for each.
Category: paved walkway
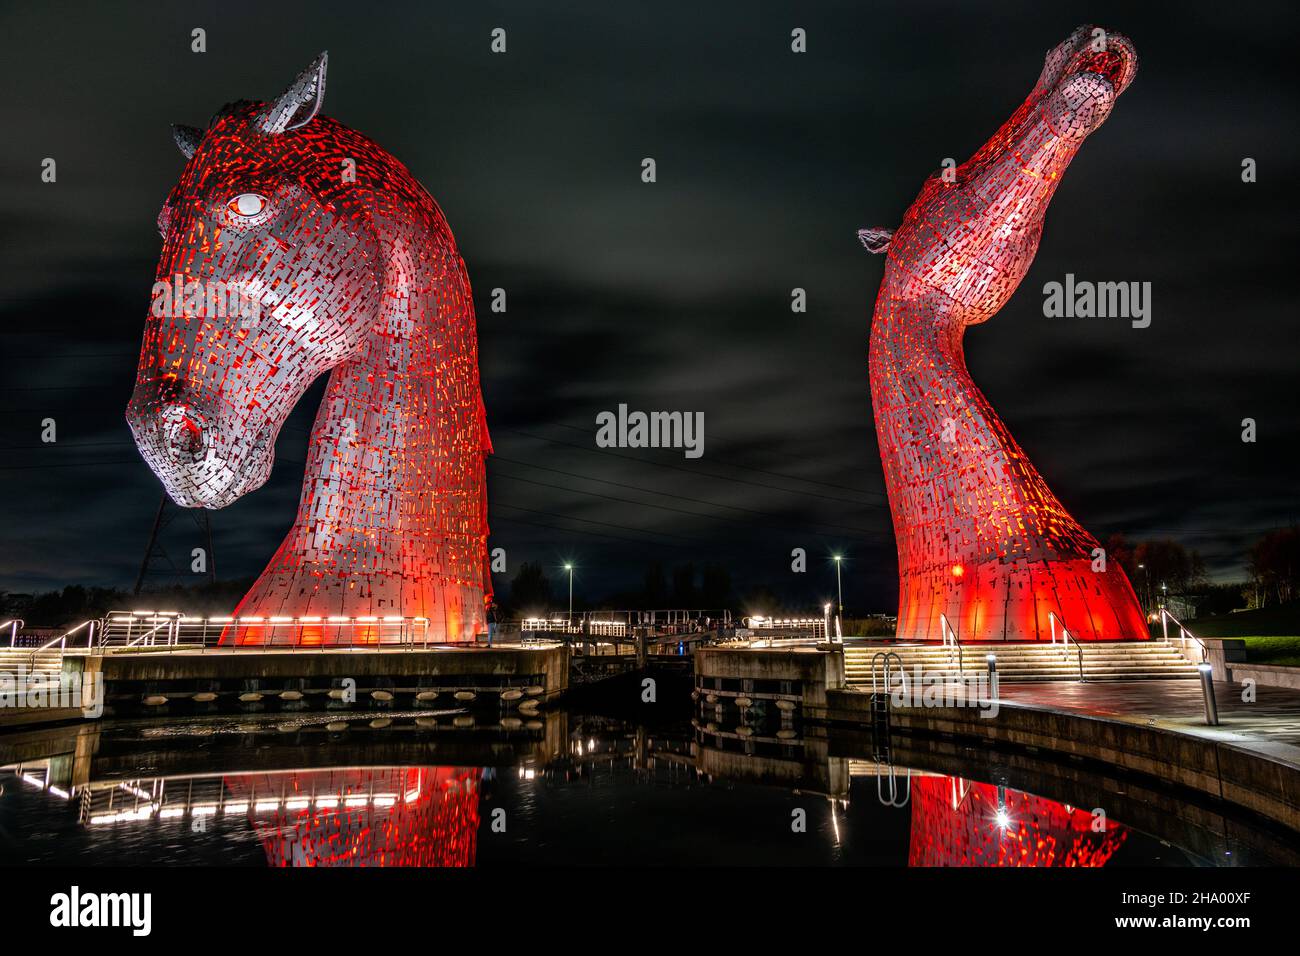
[1000,680,1300,769]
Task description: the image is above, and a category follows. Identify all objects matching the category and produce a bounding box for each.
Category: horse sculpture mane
[126,53,492,644]
[862,26,1147,642]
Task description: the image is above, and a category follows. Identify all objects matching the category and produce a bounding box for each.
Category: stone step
[845,649,1190,662]
[846,676,1195,683]
[0,650,65,669]
[848,646,1187,655]
[845,672,1197,683]
[842,640,1198,682]
[842,671,1196,676]
[851,643,1183,649]
[844,660,1197,669]
[846,657,1190,668]
[846,661,1196,670]
[848,653,1190,662]
[845,655,1188,664]
[846,661,1195,671]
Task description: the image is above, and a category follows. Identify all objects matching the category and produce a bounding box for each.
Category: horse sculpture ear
[857,227,893,254]
[257,51,329,135]
[172,124,203,159]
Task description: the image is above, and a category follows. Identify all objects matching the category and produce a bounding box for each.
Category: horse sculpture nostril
[178,416,203,454]
[159,406,207,460]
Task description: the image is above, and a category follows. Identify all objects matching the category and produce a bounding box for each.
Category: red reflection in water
[224,767,480,867]
[909,776,1127,867]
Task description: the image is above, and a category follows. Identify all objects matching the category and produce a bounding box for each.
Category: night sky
[0,1,1296,614]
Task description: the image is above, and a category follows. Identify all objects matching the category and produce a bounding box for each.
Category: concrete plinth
[694,645,843,720]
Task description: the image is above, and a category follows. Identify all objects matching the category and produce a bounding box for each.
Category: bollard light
[1197,663,1219,726]
[986,653,999,700]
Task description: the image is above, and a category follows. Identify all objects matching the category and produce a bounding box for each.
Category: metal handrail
[1047,611,1085,682]
[1158,608,1207,662]
[98,611,439,652]
[2,619,24,646]
[877,762,911,808]
[870,650,905,697]
[124,621,173,648]
[938,613,964,672]
[27,620,94,670]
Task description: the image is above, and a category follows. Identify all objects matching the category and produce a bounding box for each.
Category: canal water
[2,708,1296,866]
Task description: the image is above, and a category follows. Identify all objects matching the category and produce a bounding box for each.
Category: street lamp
[832,555,843,617]
[564,564,574,623]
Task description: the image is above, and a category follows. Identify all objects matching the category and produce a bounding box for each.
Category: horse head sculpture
[126,53,492,643]
[862,26,1146,642]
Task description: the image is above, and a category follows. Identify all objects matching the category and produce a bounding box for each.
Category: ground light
[1198,663,1220,726]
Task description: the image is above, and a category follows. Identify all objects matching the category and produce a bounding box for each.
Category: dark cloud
[1,1,1296,613]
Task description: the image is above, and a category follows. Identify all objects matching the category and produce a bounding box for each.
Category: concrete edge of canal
[694,645,1300,835]
[825,690,1300,834]
[0,644,570,726]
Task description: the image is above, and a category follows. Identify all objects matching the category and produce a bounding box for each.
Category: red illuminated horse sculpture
[861,26,1147,642]
[126,53,492,643]
[907,777,1128,867]
[226,767,481,867]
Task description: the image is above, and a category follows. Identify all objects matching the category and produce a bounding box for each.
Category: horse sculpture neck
[231,142,492,643]
[864,25,1146,643]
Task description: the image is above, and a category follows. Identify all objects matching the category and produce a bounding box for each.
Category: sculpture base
[895,556,1148,642]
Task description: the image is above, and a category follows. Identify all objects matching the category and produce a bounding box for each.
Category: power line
[490,514,687,550]
[1,352,136,359]
[490,455,888,538]
[0,458,142,471]
[257,424,888,509]
[495,501,707,544]
[0,424,1286,544]
[0,385,132,392]
[490,470,888,543]
[276,418,890,514]
[549,421,886,498]
[497,427,888,508]
[0,440,137,451]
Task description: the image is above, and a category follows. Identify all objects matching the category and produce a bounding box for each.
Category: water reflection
[908,777,1127,867]
[228,768,481,867]
[0,711,1295,866]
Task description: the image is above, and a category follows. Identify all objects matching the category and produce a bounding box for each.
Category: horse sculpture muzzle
[126,385,275,509]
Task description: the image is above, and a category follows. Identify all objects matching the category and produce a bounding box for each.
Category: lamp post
[1137,563,1148,613]
[832,555,843,617]
[564,564,574,624]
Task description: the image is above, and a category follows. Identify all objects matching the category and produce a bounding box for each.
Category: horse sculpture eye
[227,193,268,218]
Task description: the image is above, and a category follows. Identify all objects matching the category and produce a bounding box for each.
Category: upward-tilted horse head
[861,25,1137,327]
[126,54,493,642]
[862,26,1145,644]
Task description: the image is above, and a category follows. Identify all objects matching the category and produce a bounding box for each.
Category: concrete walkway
[1000,679,1300,770]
